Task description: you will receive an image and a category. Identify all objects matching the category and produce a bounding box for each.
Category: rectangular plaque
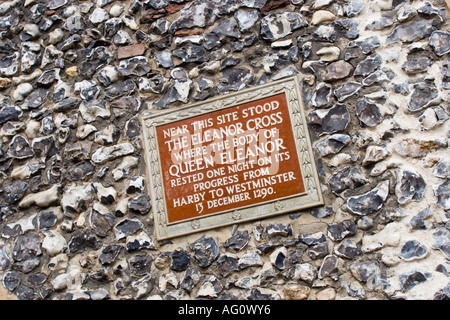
[141,76,323,240]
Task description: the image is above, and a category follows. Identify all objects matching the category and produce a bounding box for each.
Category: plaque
[141,76,323,240]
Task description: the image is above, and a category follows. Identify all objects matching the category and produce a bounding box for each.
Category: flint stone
[217,254,239,277]
[260,12,307,41]
[328,166,368,194]
[80,46,114,79]
[0,106,22,124]
[399,270,430,292]
[408,82,439,112]
[429,31,450,56]
[7,135,34,159]
[346,180,389,216]
[307,103,350,136]
[64,14,86,32]
[68,230,101,253]
[223,230,250,252]
[90,202,116,237]
[394,137,446,158]
[334,82,362,101]
[99,244,122,265]
[23,88,48,109]
[169,2,217,32]
[126,231,156,252]
[91,142,135,164]
[311,82,332,108]
[432,228,450,259]
[173,46,208,64]
[410,207,431,230]
[105,79,136,100]
[234,9,259,32]
[115,218,144,240]
[323,60,354,82]
[402,55,431,74]
[196,275,223,298]
[152,80,192,109]
[299,232,327,246]
[118,56,151,77]
[334,19,359,39]
[328,220,357,242]
[354,54,382,76]
[238,252,263,269]
[356,99,383,127]
[212,18,240,39]
[318,255,338,280]
[218,68,254,94]
[190,236,219,268]
[334,239,362,259]
[434,180,449,210]
[171,248,191,272]
[395,169,426,205]
[0,52,19,76]
[128,194,151,215]
[12,233,42,273]
[3,181,28,204]
[61,183,94,217]
[399,240,429,261]
[18,185,60,208]
[129,254,152,276]
[315,134,351,156]
[362,146,390,166]
[386,20,436,44]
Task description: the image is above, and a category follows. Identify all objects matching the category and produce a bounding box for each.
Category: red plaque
[141,76,323,240]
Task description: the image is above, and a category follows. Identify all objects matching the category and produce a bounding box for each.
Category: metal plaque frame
[140,76,324,240]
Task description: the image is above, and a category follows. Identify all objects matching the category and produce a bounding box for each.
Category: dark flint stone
[0,244,10,270]
[334,82,362,102]
[3,271,20,291]
[350,261,380,282]
[118,56,151,77]
[434,180,449,210]
[217,254,239,277]
[365,16,395,31]
[180,268,202,292]
[311,82,332,108]
[429,31,450,56]
[28,272,47,285]
[299,232,326,246]
[257,241,279,255]
[335,239,362,259]
[90,206,116,238]
[104,18,123,38]
[346,1,364,17]
[218,68,254,94]
[402,55,431,74]
[190,236,219,268]
[348,36,380,55]
[3,181,28,204]
[68,230,101,253]
[223,230,249,252]
[399,240,429,261]
[0,106,22,124]
[308,242,328,260]
[410,207,430,230]
[128,194,151,215]
[24,88,48,109]
[310,206,333,218]
[16,285,37,300]
[318,255,339,279]
[38,210,58,230]
[272,250,286,270]
[396,170,426,204]
[248,288,274,300]
[7,135,35,159]
[53,98,81,112]
[260,12,307,41]
[386,20,436,44]
[105,79,136,100]
[354,54,382,76]
[328,220,357,242]
[111,96,141,117]
[99,244,122,265]
[12,233,42,273]
[432,228,450,259]
[125,117,141,139]
[212,18,240,39]
[32,136,58,159]
[57,34,81,51]
[356,99,383,127]
[307,103,350,136]
[203,33,222,50]
[80,47,114,79]
[315,134,351,156]
[362,70,389,86]
[114,218,144,240]
[129,254,152,276]
[37,70,57,86]
[266,223,292,237]
[347,181,389,216]
[334,19,359,39]
[399,270,430,292]
[328,166,368,195]
[418,2,446,22]
[68,161,96,181]
[171,248,190,272]
[220,57,241,70]
[173,46,208,64]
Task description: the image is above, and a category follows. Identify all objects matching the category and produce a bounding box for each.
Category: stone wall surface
[0,0,449,300]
